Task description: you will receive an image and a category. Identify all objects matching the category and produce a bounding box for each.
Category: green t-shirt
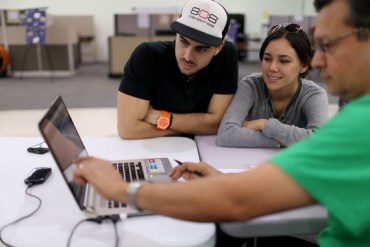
[271,95,370,247]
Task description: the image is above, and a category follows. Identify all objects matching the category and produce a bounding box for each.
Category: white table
[0,136,215,247]
[194,135,328,237]
[195,135,279,169]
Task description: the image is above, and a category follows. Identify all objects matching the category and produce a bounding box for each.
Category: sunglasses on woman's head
[268,23,302,36]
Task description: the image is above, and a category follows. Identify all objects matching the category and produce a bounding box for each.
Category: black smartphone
[24,167,52,185]
[27,142,49,154]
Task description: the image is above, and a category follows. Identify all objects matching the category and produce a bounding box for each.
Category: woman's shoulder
[301,78,326,93]
[239,72,264,86]
[237,73,266,96]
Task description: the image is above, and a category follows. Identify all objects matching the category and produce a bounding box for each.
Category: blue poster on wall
[25,9,47,45]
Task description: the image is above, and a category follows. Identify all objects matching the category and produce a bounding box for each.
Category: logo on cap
[188,6,219,27]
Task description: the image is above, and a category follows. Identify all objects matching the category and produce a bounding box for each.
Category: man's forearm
[136,175,244,222]
[135,164,313,222]
[169,112,220,135]
[117,120,181,139]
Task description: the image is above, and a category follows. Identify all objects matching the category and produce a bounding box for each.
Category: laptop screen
[39,95,88,209]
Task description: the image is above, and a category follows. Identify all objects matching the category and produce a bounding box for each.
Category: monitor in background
[228,14,245,42]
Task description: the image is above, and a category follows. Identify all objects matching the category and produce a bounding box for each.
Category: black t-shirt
[119,40,238,113]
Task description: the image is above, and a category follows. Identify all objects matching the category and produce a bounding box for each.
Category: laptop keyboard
[108,161,145,208]
[113,161,145,182]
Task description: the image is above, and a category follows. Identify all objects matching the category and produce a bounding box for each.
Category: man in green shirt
[73,0,370,246]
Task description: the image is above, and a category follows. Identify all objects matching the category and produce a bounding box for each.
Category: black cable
[67,215,120,247]
[66,218,94,247]
[105,215,120,247]
[0,182,120,247]
[112,218,119,247]
[29,141,46,147]
[0,184,42,247]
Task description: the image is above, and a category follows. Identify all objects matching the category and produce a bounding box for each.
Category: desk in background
[194,135,328,237]
[0,136,215,247]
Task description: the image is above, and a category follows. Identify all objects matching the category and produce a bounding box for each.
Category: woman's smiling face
[261,38,307,92]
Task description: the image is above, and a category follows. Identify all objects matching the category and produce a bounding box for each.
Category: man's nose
[183,47,193,61]
[311,50,326,69]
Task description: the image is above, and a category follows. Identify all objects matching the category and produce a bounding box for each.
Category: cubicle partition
[0,25,78,76]
[108,14,177,78]
[0,13,95,77]
[52,15,96,63]
[2,26,79,76]
[108,36,147,78]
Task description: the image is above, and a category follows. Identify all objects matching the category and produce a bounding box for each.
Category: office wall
[0,0,316,62]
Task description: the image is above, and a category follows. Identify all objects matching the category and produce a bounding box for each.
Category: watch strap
[161,110,169,118]
[127,182,147,211]
[168,112,173,128]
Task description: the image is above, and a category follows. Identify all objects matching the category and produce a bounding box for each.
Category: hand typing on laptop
[74,156,128,203]
[72,157,222,208]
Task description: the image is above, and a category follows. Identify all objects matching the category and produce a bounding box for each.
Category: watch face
[158,117,170,129]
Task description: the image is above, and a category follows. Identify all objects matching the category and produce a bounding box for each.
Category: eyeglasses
[314,29,358,54]
[267,23,302,36]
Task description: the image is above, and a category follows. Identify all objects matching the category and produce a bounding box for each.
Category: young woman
[217,23,329,148]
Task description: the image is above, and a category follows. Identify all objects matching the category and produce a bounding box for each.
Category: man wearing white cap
[117,0,238,139]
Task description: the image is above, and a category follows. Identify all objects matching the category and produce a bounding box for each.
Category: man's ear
[214,42,225,56]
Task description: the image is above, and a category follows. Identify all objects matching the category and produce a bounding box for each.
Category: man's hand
[169,161,222,180]
[73,156,127,202]
[242,119,267,131]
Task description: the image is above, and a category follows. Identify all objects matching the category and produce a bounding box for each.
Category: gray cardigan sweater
[216,73,329,148]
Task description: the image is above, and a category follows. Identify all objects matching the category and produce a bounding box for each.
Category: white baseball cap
[171,0,229,46]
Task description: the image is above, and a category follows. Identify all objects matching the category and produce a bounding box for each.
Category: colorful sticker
[147,159,165,173]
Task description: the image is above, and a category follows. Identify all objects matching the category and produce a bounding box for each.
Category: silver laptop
[38,95,173,216]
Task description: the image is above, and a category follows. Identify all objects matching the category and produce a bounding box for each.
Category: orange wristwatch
[157,111,172,130]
